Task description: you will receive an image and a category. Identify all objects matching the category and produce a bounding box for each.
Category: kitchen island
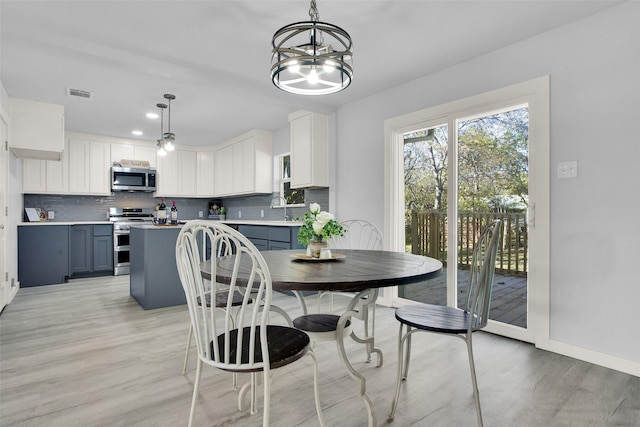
[129,220,304,309]
[129,224,185,310]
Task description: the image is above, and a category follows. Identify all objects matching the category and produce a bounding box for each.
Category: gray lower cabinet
[129,226,185,310]
[238,225,269,251]
[70,225,92,275]
[18,225,70,287]
[93,225,114,272]
[69,224,114,278]
[238,225,303,251]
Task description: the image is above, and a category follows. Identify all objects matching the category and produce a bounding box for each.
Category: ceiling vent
[66,87,93,100]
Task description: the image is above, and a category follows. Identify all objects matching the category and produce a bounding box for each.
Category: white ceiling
[1,1,622,147]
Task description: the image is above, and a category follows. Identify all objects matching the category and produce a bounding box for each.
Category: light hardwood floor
[1,276,638,426]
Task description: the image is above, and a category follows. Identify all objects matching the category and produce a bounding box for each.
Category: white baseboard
[8,281,19,304]
[538,339,640,378]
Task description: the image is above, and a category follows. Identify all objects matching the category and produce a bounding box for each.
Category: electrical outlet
[238,210,242,218]
[198,211,203,218]
[557,161,578,179]
[261,209,264,218]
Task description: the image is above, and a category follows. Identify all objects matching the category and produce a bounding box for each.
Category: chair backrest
[332,219,383,250]
[465,219,502,331]
[176,220,273,372]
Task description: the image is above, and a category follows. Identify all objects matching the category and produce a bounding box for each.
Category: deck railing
[408,210,528,276]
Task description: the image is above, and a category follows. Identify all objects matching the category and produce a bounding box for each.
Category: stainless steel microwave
[111,167,157,192]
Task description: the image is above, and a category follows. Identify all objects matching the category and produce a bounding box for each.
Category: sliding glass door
[385,77,550,343]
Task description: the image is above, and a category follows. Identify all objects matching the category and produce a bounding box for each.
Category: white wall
[334,2,640,367]
[0,79,21,299]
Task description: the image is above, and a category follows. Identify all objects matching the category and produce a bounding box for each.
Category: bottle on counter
[170,201,178,225]
[158,198,167,224]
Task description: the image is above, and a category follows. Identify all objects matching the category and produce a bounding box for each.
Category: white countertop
[19,221,113,226]
[128,219,303,230]
[221,219,303,227]
[130,224,181,230]
[19,219,303,227]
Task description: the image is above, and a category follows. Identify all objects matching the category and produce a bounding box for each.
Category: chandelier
[271,0,353,95]
[156,94,176,156]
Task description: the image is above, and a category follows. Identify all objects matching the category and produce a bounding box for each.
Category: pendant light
[163,94,176,151]
[271,0,353,95]
[156,103,167,157]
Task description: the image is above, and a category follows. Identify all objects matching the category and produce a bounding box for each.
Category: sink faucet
[271,196,288,221]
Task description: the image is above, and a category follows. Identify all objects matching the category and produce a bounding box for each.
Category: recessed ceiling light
[146,112,159,119]
[132,130,143,136]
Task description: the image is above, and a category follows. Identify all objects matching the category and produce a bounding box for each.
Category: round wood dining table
[202,248,442,427]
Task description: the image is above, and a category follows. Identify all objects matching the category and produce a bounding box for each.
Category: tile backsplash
[23,188,329,222]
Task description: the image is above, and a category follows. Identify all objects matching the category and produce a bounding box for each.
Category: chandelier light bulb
[307,68,319,84]
[164,140,175,151]
[157,144,167,156]
[323,61,335,73]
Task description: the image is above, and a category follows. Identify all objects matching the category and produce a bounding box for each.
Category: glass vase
[308,240,328,258]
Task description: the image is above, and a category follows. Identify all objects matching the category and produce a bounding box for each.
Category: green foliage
[297,205,346,246]
[404,107,529,214]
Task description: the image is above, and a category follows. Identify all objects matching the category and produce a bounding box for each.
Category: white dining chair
[176,221,325,427]
[295,219,383,363]
[389,219,502,426]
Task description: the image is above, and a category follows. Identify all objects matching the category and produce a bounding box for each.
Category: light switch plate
[198,211,203,218]
[557,161,578,179]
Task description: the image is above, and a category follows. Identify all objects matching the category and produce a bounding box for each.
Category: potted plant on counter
[219,207,226,220]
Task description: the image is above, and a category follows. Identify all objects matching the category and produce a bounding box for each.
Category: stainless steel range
[108,207,154,275]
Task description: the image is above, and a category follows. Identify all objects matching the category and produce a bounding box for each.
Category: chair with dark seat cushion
[182,289,251,375]
[176,221,325,427]
[308,219,383,362]
[388,219,502,427]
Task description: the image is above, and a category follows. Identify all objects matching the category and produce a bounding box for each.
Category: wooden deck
[399,270,528,328]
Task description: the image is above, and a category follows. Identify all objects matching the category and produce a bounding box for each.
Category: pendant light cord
[309,0,319,21]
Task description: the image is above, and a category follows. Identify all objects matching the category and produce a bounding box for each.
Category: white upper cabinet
[178,150,197,196]
[289,110,328,188]
[22,159,47,193]
[214,130,272,197]
[9,98,65,160]
[155,147,199,197]
[111,143,157,168]
[214,145,233,196]
[46,153,68,193]
[156,150,179,196]
[68,138,111,195]
[197,151,215,197]
[22,147,69,194]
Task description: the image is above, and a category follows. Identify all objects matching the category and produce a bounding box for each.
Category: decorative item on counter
[24,208,47,222]
[170,201,178,225]
[158,198,167,224]
[118,159,150,169]
[218,207,226,221]
[297,203,345,258]
[207,200,224,219]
